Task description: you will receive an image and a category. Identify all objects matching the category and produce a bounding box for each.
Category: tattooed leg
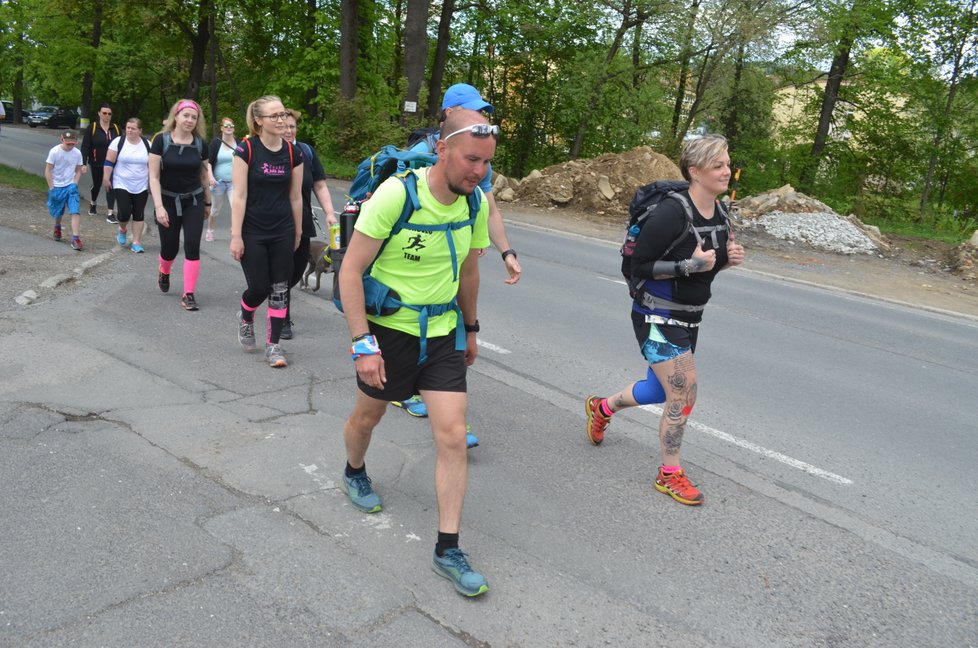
[652,350,698,463]
[603,388,639,414]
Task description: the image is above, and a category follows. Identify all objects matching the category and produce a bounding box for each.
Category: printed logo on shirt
[262,162,287,176]
[402,233,426,261]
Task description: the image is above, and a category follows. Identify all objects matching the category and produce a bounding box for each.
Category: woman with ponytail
[229,95,304,368]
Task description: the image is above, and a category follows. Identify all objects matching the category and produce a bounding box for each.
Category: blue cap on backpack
[441,84,494,113]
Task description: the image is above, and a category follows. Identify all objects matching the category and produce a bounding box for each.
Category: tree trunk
[401,0,430,125]
[678,47,713,139]
[569,0,642,159]
[724,44,746,146]
[305,0,319,119]
[184,0,211,100]
[339,0,360,100]
[798,33,853,192]
[389,0,405,97]
[80,0,104,122]
[670,0,700,139]
[919,37,966,221]
[208,8,218,137]
[13,67,25,124]
[426,0,456,119]
[631,20,642,89]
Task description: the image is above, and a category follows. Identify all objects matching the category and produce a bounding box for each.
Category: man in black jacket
[80,103,121,223]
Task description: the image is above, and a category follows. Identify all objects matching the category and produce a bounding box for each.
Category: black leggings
[240,231,295,311]
[113,189,147,223]
[286,236,311,320]
[157,194,204,261]
[89,164,116,210]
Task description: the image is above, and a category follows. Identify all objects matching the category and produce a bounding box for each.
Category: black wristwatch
[500,249,517,261]
[464,320,480,333]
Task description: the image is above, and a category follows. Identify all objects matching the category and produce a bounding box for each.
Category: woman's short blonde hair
[680,135,728,181]
[245,95,282,137]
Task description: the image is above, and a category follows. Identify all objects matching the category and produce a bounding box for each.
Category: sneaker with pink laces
[654,468,704,506]
[585,395,611,445]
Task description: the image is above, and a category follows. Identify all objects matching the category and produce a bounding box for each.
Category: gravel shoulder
[4,183,978,320]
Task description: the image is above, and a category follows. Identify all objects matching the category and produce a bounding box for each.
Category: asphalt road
[2,124,976,646]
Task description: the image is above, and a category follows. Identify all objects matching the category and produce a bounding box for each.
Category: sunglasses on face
[442,123,500,141]
[222,123,234,128]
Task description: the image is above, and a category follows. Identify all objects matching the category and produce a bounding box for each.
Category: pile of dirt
[496,146,682,216]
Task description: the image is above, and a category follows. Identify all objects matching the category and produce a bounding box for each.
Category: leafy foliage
[1,0,978,242]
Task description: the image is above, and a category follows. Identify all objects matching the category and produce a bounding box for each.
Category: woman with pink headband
[148,99,212,311]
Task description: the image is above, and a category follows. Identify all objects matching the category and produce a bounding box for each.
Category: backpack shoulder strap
[287,140,294,168]
[244,138,253,166]
[363,172,418,276]
[652,192,702,262]
[142,137,151,152]
[298,141,313,163]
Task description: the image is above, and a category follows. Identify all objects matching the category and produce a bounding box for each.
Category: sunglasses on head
[442,123,499,141]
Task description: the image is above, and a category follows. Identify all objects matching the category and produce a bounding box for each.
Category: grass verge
[0,164,47,193]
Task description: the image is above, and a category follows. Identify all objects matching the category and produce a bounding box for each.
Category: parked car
[1,101,15,123]
[27,106,77,129]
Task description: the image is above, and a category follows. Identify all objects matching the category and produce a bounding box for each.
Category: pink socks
[183,259,200,294]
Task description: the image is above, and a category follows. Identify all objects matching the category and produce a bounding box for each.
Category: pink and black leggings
[239,231,294,344]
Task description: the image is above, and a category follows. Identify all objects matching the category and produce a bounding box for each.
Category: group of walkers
[42,83,744,599]
[42,96,336,366]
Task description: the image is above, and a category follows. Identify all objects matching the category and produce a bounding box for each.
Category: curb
[15,247,119,305]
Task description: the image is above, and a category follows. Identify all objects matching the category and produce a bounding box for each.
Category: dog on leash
[301,239,332,291]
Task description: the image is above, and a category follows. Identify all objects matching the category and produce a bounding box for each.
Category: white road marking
[473,362,852,485]
[477,339,511,354]
[598,276,627,286]
[638,404,853,485]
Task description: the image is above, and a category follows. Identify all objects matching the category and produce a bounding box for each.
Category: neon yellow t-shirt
[355,169,490,337]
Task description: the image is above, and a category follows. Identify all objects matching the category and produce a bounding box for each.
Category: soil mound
[504,146,682,216]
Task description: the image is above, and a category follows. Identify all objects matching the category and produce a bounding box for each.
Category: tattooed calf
[663,422,685,456]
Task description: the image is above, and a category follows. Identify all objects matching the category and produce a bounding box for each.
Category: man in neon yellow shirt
[337,108,494,597]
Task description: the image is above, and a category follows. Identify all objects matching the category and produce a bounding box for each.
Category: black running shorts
[356,321,467,401]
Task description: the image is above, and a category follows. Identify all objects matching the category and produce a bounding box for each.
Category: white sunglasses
[442,123,500,141]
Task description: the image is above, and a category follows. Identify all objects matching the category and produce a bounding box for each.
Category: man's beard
[447,178,475,197]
